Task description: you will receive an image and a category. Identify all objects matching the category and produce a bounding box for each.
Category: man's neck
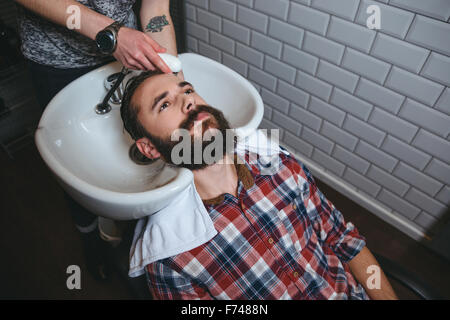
[193,154,238,200]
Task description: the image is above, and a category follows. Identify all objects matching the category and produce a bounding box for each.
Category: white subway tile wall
[185,0,450,238]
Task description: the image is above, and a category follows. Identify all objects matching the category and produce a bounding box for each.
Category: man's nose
[182,95,195,114]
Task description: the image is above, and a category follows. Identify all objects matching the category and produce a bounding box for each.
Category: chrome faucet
[95,67,130,114]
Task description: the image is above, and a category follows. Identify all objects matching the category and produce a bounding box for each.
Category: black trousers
[27,59,111,230]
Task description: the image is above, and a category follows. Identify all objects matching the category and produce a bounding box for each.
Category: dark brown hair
[120,70,163,141]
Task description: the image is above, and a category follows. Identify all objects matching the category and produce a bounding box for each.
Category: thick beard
[144,105,234,170]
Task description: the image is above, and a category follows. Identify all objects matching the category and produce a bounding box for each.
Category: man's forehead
[137,73,175,94]
[131,73,174,105]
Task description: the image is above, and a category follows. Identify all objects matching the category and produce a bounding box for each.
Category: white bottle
[158,53,182,73]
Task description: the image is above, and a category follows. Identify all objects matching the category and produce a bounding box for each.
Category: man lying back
[120,71,397,300]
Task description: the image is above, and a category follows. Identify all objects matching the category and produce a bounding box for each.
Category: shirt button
[293,271,299,278]
[292,203,297,210]
[268,238,274,244]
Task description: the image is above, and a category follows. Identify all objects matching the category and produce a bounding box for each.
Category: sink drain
[129,143,158,165]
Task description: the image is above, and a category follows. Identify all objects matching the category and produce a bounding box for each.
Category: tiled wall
[184,0,450,240]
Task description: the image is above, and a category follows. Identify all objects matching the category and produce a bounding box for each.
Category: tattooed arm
[15,0,172,72]
[140,0,178,56]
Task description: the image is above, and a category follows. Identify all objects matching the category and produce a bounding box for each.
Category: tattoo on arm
[145,15,169,33]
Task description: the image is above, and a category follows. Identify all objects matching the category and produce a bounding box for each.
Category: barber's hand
[176,70,185,81]
[113,27,172,72]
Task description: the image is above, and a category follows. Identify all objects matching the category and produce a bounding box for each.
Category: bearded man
[120,71,397,300]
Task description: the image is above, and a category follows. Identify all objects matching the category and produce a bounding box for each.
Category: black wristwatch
[95,21,124,54]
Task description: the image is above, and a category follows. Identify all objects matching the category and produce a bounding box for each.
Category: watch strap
[107,21,124,35]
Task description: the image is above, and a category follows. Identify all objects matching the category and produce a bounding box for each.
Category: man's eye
[185,88,194,94]
[159,102,169,111]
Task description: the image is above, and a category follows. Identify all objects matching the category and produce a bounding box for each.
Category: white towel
[128,181,217,277]
[235,128,288,159]
[128,129,287,277]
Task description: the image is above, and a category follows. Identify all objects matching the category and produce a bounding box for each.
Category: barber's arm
[140,0,177,56]
[14,0,171,72]
[15,0,111,39]
[348,246,398,300]
[140,0,184,79]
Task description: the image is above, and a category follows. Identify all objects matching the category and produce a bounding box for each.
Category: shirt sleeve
[285,153,367,263]
[146,261,214,300]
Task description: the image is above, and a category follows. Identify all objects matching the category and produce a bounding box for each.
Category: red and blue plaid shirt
[146,150,369,300]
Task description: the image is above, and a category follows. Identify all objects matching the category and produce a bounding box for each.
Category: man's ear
[135,137,161,160]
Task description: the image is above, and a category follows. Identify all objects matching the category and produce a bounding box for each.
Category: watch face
[96,31,115,53]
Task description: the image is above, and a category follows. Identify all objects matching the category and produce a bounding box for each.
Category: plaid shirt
[146,150,369,300]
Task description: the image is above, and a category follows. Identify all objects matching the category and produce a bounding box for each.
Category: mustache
[179,105,216,131]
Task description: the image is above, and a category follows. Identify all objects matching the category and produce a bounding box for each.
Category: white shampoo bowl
[35,53,263,220]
